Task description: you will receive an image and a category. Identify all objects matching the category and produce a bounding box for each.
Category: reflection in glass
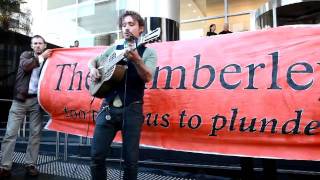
[228,14,250,32]
[228,0,268,14]
[94,33,118,46]
[47,0,76,10]
[77,0,117,34]
[206,0,225,17]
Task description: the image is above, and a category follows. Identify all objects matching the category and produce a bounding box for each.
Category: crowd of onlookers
[206,23,232,36]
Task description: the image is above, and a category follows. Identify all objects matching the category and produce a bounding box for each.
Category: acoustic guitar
[89,28,161,98]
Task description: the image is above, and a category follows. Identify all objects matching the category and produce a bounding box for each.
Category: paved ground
[1,151,232,180]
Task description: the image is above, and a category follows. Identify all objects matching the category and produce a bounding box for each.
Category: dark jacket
[14,51,42,102]
[219,30,233,34]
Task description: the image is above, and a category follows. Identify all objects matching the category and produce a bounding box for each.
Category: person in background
[70,40,79,48]
[0,35,52,177]
[74,40,79,47]
[206,23,217,36]
[219,23,233,34]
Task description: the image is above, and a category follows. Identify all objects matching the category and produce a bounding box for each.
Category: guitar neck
[108,44,144,66]
[110,53,125,66]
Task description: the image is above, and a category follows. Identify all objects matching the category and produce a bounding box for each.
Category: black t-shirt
[206,31,217,36]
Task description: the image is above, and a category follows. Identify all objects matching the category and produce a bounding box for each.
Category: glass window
[228,14,251,32]
[181,0,225,21]
[77,0,118,34]
[44,0,119,47]
[228,0,268,14]
[180,0,226,40]
[75,32,118,47]
[181,21,206,39]
[256,10,273,29]
[94,33,118,46]
[45,6,77,46]
[118,0,140,11]
[206,0,225,17]
[47,0,76,10]
[205,18,225,35]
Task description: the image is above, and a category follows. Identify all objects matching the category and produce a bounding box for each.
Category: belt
[131,101,142,105]
[109,100,142,108]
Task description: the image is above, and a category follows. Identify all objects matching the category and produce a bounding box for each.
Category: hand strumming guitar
[89,66,101,82]
[124,49,143,64]
[124,48,152,82]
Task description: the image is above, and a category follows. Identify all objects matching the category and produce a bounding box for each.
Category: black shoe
[0,168,11,177]
[25,165,39,176]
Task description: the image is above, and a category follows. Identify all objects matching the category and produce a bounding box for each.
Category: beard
[35,48,44,54]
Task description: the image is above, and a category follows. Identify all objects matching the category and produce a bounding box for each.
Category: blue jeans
[90,101,144,180]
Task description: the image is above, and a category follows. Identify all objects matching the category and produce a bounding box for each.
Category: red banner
[39,25,320,161]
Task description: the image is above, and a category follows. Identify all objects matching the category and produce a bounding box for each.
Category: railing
[0,98,89,161]
[1,99,320,179]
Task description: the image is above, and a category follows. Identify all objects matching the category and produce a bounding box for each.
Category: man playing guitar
[88,10,157,180]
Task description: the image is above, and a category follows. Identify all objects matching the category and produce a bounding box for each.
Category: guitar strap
[137,45,147,57]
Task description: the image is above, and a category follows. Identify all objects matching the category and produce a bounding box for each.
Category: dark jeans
[90,101,144,180]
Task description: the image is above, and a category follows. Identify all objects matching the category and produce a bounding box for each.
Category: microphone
[125,29,137,42]
[123,30,137,63]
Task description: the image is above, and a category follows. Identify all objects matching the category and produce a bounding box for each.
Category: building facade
[23,0,320,46]
[24,0,269,47]
[256,0,320,28]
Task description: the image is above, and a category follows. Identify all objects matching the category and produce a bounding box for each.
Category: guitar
[89,28,161,98]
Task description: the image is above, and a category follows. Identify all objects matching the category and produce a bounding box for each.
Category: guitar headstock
[139,28,161,45]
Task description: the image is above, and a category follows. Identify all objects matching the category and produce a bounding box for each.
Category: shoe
[25,165,39,176]
[0,167,11,177]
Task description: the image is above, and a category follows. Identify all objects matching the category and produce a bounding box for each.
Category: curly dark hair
[118,10,145,29]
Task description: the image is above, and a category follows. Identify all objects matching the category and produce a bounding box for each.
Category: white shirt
[28,55,44,95]
[28,66,40,95]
